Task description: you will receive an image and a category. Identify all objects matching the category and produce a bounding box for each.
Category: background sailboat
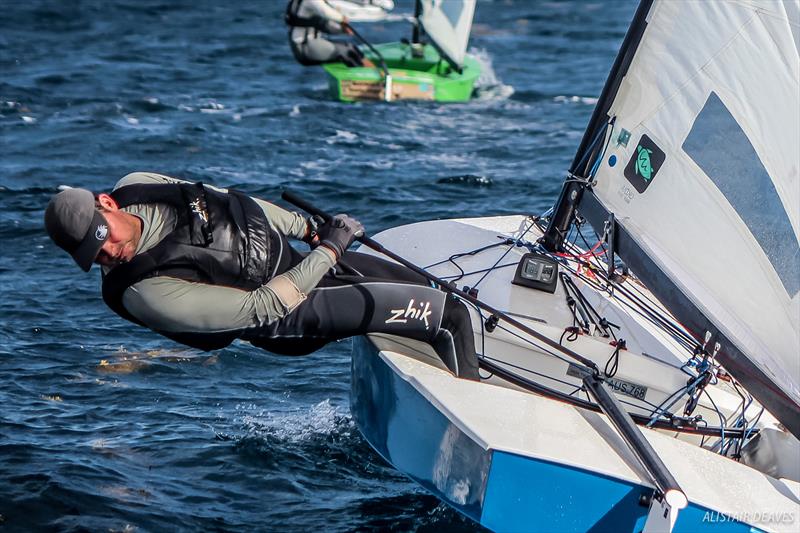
[323,0,481,102]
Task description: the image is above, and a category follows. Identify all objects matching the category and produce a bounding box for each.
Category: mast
[542,0,653,252]
[412,0,422,44]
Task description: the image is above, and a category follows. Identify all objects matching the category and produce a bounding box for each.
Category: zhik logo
[386,299,433,329]
[95,224,108,240]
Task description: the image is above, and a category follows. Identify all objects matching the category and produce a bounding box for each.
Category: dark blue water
[0,1,636,530]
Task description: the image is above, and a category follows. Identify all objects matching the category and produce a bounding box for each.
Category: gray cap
[44,188,109,272]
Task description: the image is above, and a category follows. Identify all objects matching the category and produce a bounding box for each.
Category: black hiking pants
[249,250,480,380]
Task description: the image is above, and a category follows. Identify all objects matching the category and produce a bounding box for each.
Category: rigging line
[587,264,698,350]
[597,280,694,353]
[589,225,612,267]
[423,239,512,270]
[471,219,538,290]
[494,322,577,368]
[730,379,753,458]
[577,238,697,349]
[561,272,615,338]
[702,388,729,455]
[646,379,702,427]
[567,385,585,397]
[480,354,580,390]
[492,320,680,420]
[436,262,519,281]
[558,255,692,350]
[481,357,753,438]
[588,119,616,182]
[742,407,764,443]
[603,339,624,378]
[613,271,696,345]
[572,119,611,174]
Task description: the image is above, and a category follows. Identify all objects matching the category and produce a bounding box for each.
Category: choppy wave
[471,47,515,102]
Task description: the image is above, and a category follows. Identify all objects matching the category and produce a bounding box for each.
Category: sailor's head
[44,188,134,271]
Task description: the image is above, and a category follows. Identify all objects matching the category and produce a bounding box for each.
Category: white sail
[587,0,800,420]
[418,0,476,69]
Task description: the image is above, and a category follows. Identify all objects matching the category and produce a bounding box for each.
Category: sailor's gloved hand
[303,215,325,246]
[318,214,364,259]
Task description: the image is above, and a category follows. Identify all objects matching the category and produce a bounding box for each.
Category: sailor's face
[93,194,140,267]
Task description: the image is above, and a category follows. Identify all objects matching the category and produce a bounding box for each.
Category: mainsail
[417,0,476,71]
[546,0,800,436]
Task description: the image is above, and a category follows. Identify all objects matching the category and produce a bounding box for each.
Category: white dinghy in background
[349,0,800,531]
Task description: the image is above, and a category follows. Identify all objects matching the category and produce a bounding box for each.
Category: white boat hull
[350,216,800,532]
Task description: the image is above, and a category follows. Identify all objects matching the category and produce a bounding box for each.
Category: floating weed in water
[41,394,63,402]
[437,174,493,187]
[101,484,153,503]
[94,347,217,374]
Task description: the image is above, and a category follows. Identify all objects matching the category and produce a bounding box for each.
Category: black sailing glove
[302,215,325,245]
[318,214,364,260]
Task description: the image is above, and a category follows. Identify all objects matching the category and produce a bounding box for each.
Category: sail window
[440,2,466,29]
[682,92,800,297]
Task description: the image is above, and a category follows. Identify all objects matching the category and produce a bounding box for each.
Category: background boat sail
[314,0,800,531]
[416,0,476,72]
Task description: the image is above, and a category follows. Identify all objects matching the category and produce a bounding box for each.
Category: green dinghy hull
[323,42,481,103]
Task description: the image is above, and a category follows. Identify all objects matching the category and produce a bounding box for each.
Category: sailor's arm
[121,247,336,335]
[114,172,309,239]
[304,0,346,33]
[306,0,345,23]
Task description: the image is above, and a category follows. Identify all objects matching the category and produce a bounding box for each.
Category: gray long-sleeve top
[107,172,336,336]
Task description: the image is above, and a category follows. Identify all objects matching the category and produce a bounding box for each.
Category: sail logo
[635,145,653,180]
[386,299,433,329]
[623,134,665,193]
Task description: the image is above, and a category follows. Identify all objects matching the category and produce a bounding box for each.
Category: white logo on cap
[95,224,108,240]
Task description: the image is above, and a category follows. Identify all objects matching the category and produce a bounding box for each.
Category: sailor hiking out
[285,0,373,67]
[44,172,479,379]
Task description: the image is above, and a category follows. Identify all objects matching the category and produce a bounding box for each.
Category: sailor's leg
[337,43,365,67]
[254,278,479,379]
[327,252,480,379]
[291,37,342,66]
[435,295,480,380]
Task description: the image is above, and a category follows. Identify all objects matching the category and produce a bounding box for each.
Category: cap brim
[71,210,109,272]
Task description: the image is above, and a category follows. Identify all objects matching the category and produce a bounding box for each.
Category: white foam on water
[238,399,349,443]
[325,129,358,144]
[289,104,301,117]
[199,100,226,112]
[470,48,515,102]
[553,95,598,105]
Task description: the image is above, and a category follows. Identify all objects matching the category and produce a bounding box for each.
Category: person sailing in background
[285,0,374,67]
[43,172,480,380]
